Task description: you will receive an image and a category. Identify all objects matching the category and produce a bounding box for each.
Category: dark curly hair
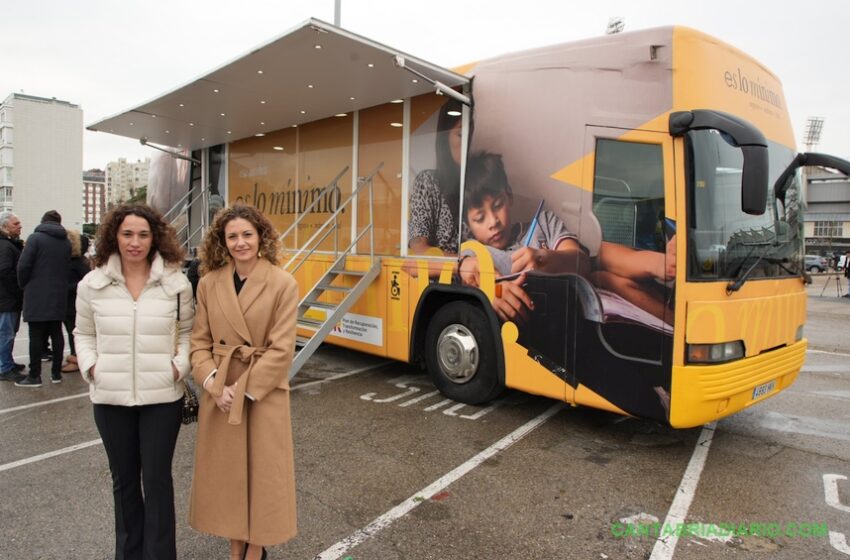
[93,204,185,267]
[199,204,279,275]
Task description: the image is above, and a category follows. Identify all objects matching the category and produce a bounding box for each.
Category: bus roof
[87,18,469,151]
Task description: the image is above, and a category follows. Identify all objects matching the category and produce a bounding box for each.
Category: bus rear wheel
[424,302,503,405]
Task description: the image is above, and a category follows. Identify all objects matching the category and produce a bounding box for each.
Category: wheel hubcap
[436,324,478,384]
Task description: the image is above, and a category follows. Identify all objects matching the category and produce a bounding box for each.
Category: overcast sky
[2,0,848,169]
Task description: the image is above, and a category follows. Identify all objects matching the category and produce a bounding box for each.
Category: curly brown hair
[93,204,185,267]
[199,204,279,275]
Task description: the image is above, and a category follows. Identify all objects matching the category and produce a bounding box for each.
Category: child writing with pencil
[458,152,675,324]
[458,152,590,323]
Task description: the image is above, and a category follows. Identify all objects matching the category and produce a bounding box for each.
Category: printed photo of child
[458,151,674,328]
[457,152,590,323]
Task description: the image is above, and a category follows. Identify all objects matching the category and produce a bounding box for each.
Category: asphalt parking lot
[1,275,849,559]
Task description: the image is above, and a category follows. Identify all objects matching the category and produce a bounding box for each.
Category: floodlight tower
[800,117,825,245]
[803,116,824,152]
[606,17,625,35]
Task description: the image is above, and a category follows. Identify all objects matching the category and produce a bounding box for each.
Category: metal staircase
[282,163,384,379]
[163,182,208,252]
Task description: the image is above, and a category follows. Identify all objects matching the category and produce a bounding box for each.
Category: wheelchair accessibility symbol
[391,271,401,299]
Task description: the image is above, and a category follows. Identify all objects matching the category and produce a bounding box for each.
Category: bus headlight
[795,326,804,342]
[687,341,745,364]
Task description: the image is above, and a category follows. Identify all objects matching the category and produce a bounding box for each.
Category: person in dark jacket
[60,230,91,373]
[0,211,26,382]
[15,210,71,387]
[844,252,850,298]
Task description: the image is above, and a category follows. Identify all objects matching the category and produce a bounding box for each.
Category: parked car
[805,254,827,272]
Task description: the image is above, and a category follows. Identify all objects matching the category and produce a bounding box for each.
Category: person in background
[844,251,850,297]
[0,211,25,382]
[15,210,70,387]
[74,204,193,560]
[185,248,201,299]
[190,205,298,560]
[60,230,91,373]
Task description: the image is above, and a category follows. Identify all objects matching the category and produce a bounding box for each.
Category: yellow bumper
[669,339,806,428]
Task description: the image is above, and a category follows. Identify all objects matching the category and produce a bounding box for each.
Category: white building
[0,93,83,235]
[82,169,107,224]
[106,157,150,205]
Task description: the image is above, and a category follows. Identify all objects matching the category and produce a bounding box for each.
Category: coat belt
[210,342,267,425]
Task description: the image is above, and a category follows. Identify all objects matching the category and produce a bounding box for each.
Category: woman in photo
[74,204,194,560]
[189,204,298,560]
[408,97,466,257]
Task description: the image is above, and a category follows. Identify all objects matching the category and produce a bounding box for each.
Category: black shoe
[12,362,25,372]
[15,376,42,387]
[41,352,52,362]
[242,545,267,560]
[0,370,25,382]
[51,373,62,384]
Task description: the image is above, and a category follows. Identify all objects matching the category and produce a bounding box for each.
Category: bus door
[573,125,675,422]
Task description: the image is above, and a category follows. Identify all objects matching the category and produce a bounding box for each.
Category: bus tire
[424,301,503,405]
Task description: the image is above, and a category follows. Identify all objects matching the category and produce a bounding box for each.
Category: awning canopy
[87,18,470,151]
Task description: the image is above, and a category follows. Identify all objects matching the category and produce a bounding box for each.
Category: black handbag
[181,379,199,425]
[177,295,199,425]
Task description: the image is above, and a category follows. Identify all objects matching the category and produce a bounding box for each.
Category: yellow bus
[91,20,850,428]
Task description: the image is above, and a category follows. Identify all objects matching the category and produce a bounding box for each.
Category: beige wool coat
[189,258,298,545]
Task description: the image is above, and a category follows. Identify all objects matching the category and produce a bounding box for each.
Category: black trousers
[27,321,63,377]
[93,400,182,560]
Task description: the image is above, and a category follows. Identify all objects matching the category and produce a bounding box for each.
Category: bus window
[593,139,666,252]
[358,103,403,255]
[686,130,801,281]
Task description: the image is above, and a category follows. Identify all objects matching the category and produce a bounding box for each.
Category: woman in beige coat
[190,205,298,560]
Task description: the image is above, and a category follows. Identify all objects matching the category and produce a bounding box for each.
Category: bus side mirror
[741,145,768,215]
[774,152,850,204]
[670,110,769,216]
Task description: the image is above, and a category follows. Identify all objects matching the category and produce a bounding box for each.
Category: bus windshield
[686,129,803,281]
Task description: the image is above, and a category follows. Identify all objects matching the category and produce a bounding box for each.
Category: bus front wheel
[424,302,502,405]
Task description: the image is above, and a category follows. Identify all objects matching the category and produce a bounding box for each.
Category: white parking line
[824,474,850,513]
[649,422,717,560]
[313,403,563,560]
[0,438,102,473]
[808,349,850,358]
[0,392,89,415]
[291,361,392,392]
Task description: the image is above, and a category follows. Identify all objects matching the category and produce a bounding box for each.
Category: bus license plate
[752,380,776,400]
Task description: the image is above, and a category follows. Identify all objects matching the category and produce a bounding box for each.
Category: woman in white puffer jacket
[74,204,193,560]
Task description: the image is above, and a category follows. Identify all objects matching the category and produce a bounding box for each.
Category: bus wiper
[726,254,793,293]
[726,253,764,294]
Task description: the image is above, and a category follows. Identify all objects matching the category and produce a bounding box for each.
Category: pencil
[524,200,545,247]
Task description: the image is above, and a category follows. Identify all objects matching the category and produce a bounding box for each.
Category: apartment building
[0,93,83,234]
[106,157,150,205]
[83,168,107,224]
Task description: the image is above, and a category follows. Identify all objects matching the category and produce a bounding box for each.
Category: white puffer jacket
[74,252,194,406]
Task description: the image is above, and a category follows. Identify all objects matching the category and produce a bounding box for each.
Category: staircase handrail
[163,182,206,223]
[282,162,383,274]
